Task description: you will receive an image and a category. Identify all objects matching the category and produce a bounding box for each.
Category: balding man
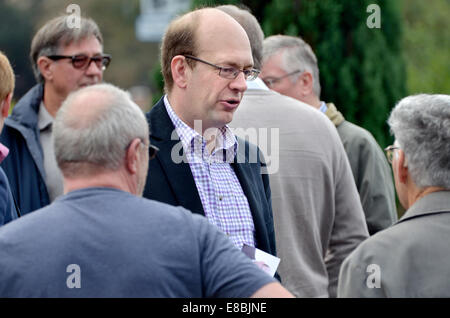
[0,83,292,297]
[142,8,277,258]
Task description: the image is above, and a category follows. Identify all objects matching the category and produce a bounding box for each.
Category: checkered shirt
[164,96,255,249]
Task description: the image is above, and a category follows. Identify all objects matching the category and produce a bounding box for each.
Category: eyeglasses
[183,55,260,81]
[262,70,303,88]
[149,144,159,160]
[384,145,400,164]
[47,54,112,71]
[128,139,159,160]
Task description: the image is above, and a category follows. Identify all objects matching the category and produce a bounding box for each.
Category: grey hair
[216,5,264,70]
[54,83,149,177]
[30,15,103,83]
[263,35,321,97]
[388,94,450,189]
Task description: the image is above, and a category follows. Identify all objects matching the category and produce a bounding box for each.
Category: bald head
[216,5,264,69]
[54,83,148,177]
[161,7,252,93]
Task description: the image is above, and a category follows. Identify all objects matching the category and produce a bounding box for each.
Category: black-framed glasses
[183,55,260,81]
[262,70,303,88]
[384,145,400,164]
[47,54,112,71]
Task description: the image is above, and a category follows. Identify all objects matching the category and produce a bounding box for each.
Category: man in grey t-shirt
[0,84,292,298]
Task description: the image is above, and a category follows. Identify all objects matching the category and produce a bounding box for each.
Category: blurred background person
[0,15,111,215]
[261,35,397,235]
[0,51,19,225]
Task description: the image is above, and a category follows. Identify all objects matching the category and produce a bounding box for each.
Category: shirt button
[218,196,223,201]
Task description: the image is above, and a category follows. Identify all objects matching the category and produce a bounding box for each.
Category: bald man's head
[54,83,148,177]
[160,7,251,94]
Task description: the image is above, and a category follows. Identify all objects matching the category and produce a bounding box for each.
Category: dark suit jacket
[143,97,276,256]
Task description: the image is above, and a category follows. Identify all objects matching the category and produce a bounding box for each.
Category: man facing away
[339,94,450,297]
[0,15,111,215]
[219,5,368,297]
[261,35,397,235]
[0,83,293,298]
[142,8,277,257]
[0,51,19,225]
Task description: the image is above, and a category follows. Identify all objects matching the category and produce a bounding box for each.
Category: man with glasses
[339,94,450,297]
[0,15,111,215]
[220,5,369,297]
[261,35,397,235]
[142,8,277,260]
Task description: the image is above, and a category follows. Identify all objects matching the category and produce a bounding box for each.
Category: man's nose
[229,71,247,92]
[85,59,103,77]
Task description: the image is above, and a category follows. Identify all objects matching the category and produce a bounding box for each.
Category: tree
[402,0,450,94]
[0,1,34,99]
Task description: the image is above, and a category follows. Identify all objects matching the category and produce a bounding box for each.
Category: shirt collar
[245,77,270,91]
[319,101,328,113]
[38,101,53,131]
[163,95,238,161]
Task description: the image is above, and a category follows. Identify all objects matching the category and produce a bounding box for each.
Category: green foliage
[402,0,450,94]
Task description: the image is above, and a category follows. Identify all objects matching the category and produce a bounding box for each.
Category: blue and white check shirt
[164,96,256,249]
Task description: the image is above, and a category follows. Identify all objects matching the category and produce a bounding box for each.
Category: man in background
[0,51,19,225]
[0,15,111,215]
[261,35,397,235]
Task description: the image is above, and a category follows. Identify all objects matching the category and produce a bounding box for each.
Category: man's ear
[296,71,314,96]
[395,149,409,184]
[125,138,142,175]
[37,56,54,82]
[1,92,13,118]
[171,55,189,89]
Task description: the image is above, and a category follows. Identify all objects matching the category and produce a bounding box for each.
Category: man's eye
[221,67,236,75]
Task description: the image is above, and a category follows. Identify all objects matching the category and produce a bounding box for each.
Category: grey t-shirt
[38,102,64,202]
[0,187,274,297]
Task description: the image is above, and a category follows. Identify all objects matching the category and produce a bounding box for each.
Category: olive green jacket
[325,103,397,234]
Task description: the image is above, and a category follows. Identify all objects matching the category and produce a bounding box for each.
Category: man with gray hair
[0,15,111,215]
[0,83,292,297]
[220,5,369,297]
[338,94,450,297]
[261,35,397,235]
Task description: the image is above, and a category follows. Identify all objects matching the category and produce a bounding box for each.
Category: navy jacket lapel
[231,139,273,255]
[144,98,204,215]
